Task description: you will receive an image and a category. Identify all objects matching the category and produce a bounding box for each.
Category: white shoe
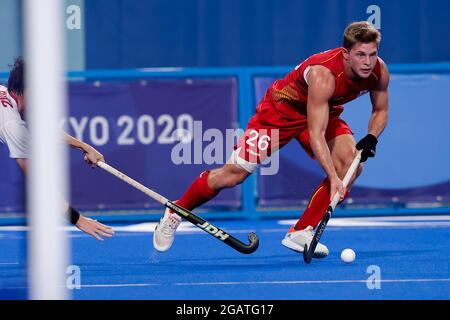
[281,226,329,258]
[153,208,182,252]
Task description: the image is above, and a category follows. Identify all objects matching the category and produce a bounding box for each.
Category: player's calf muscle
[209,165,249,190]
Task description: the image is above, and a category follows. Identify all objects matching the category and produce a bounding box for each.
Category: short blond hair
[343,21,381,50]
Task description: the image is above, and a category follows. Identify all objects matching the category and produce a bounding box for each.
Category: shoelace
[159,216,180,237]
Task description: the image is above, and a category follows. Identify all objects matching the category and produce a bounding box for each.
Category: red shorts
[234,102,352,165]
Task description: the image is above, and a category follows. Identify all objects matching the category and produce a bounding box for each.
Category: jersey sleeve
[1,120,30,158]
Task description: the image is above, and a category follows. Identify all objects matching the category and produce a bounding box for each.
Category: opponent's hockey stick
[97,161,259,254]
[303,150,362,264]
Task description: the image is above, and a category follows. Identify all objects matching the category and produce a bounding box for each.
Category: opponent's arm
[63,132,104,167]
[357,60,390,162]
[14,157,113,239]
[306,66,345,200]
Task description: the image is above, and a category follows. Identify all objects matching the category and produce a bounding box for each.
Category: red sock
[292,178,347,231]
[174,171,219,212]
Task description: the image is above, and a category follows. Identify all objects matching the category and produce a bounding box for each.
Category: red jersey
[262,47,382,118]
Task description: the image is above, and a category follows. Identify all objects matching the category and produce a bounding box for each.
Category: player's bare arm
[306,65,345,200]
[64,132,104,167]
[368,59,389,137]
[13,156,114,240]
[63,134,113,238]
[356,60,390,162]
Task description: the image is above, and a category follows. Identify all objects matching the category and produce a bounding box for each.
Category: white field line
[5,278,450,290]
[173,278,450,286]
[1,216,450,234]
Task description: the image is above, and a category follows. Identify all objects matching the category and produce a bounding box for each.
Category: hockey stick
[97,161,259,254]
[303,150,362,264]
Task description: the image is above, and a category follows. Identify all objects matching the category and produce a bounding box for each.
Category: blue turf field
[1,215,450,300]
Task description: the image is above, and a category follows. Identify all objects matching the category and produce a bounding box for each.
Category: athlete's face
[343,42,378,79]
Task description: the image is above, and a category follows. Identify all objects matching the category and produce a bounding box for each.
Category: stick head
[303,244,312,264]
[245,232,260,254]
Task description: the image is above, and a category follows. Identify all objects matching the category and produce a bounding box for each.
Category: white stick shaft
[97,161,169,205]
[329,150,362,209]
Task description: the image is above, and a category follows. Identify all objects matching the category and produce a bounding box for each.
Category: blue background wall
[2,1,449,70]
[85,0,450,69]
[0,0,22,72]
